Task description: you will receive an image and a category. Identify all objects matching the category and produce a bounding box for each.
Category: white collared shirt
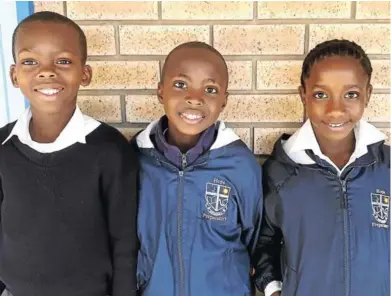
[283,119,387,175]
[264,119,387,296]
[2,106,101,153]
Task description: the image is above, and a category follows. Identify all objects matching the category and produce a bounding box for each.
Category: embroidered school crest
[203,180,231,222]
[371,189,390,229]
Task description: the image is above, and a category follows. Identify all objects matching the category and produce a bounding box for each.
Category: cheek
[14,72,31,88]
[64,71,83,84]
[163,100,177,116]
[208,97,225,108]
[349,103,366,118]
[163,89,183,101]
[306,103,323,118]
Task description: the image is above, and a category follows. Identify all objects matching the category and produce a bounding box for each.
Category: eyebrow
[176,73,217,84]
[312,84,363,90]
[177,73,191,80]
[18,48,77,56]
[18,49,33,54]
[344,84,363,90]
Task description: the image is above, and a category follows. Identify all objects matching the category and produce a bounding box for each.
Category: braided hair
[301,39,372,90]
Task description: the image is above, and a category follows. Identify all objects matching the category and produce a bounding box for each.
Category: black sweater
[0,122,138,296]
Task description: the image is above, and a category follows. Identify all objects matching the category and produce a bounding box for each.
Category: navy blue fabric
[256,135,390,296]
[134,126,263,296]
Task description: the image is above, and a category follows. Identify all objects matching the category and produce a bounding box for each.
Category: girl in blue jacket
[256,39,390,296]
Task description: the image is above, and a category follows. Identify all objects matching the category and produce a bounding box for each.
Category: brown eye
[173,81,186,89]
[205,87,218,94]
[21,60,37,65]
[56,59,72,65]
[345,92,359,99]
[313,92,328,99]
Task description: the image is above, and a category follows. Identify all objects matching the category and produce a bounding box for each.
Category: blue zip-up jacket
[254,135,390,296]
[133,120,263,296]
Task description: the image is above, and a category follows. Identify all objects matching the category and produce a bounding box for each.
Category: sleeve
[253,174,283,294]
[0,175,6,293]
[264,281,282,296]
[238,163,263,264]
[265,281,282,296]
[100,138,139,296]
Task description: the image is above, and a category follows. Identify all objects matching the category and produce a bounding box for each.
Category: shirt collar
[2,106,89,153]
[283,119,387,173]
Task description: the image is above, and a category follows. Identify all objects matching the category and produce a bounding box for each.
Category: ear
[157,82,164,104]
[221,91,229,110]
[298,86,308,122]
[298,86,306,105]
[80,64,92,87]
[365,84,372,107]
[9,65,19,88]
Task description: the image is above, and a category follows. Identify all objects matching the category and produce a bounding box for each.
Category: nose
[185,95,204,106]
[326,98,345,116]
[37,65,57,79]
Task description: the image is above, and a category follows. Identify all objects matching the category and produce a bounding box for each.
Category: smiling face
[300,55,371,148]
[10,21,91,115]
[158,46,228,146]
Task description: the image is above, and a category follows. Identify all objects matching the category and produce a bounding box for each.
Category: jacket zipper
[302,161,377,296]
[177,153,187,296]
[340,178,349,296]
[337,162,375,296]
[152,153,206,296]
[320,168,351,296]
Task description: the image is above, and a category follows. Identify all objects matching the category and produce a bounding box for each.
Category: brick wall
[35,1,391,156]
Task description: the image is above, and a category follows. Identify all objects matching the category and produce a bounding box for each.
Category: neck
[29,106,76,143]
[166,122,200,154]
[316,131,356,168]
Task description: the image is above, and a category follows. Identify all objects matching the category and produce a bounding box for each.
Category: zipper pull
[342,180,347,193]
[341,180,347,209]
[181,154,187,169]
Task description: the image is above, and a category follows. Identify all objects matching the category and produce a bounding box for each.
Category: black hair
[301,39,372,90]
[12,11,87,64]
[161,41,228,84]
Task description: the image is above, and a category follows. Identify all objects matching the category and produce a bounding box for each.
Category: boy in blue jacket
[133,41,263,296]
[255,39,390,296]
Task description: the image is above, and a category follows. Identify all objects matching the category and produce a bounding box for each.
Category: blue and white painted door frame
[0,1,33,127]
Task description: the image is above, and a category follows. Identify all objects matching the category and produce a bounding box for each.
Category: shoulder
[379,143,390,167]
[87,123,138,167]
[0,121,16,144]
[86,123,127,145]
[366,141,390,168]
[262,153,298,193]
[219,140,260,171]
[211,141,262,192]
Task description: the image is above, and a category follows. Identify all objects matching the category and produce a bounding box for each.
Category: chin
[179,127,204,137]
[323,132,353,142]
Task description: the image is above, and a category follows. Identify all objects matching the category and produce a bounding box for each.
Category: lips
[179,110,205,124]
[36,88,63,95]
[328,122,345,127]
[324,121,351,130]
[34,84,64,97]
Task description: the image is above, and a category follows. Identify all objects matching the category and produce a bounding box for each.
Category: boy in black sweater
[0,11,138,296]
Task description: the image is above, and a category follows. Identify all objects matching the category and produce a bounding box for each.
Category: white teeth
[38,89,60,95]
[182,113,202,120]
[329,123,344,127]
